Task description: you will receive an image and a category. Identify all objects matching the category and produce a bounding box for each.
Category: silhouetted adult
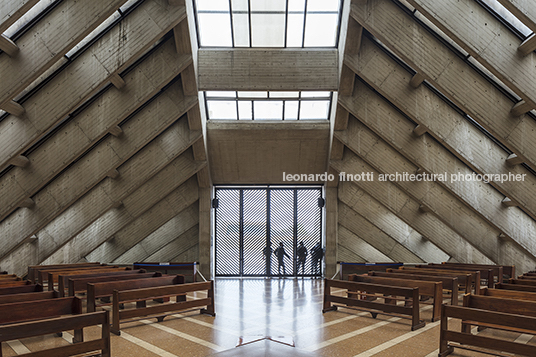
[297,241,308,275]
[311,242,324,276]
[274,242,290,276]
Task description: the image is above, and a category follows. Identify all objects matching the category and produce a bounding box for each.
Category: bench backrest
[369,271,457,288]
[53,267,135,292]
[495,282,536,293]
[349,274,441,296]
[68,272,161,296]
[509,278,536,286]
[0,296,82,325]
[464,294,536,318]
[480,287,536,302]
[28,263,100,282]
[441,262,514,278]
[0,284,43,296]
[0,290,59,305]
[38,265,114,284]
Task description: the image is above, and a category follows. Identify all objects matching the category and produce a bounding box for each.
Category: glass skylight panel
[194,0,342,47]
[479,0,532,37]
[300,100,330,119]
[119,0,142,13]
[66,11,121,59]
[205,91,332,120]
[3,0,57,38]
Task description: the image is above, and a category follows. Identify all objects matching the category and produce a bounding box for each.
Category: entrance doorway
[214,187,323,277]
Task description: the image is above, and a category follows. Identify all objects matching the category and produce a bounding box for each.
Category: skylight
[194,0,343,47]
[2,0,59,39]
[205,91,332,120]
[478,0,532,38]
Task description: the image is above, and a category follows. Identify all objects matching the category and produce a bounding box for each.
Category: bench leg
[157,316,166,322]
[73,328,84,343]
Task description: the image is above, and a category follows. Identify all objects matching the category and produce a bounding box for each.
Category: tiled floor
[2,278,534,356]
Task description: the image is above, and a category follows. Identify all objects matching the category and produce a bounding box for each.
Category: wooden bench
[0,280,32,288]
[369,271,458,305]
[87,275,186,313]
[0,311,110,357]
[322,279,425,331]
[337,261,403,280]
[479,287,536,302]
[0,296,84,343]
[37,265,117,286]
[425,263,495,288]
[53,267,136,294]
[508,278,536,287]
[441,262,514,279]
[439,303,536,357]
[495,282,536,293]
[111,280,215,335]
[0,274,19,280]
[133,262,199,282]
[67,271,162,297]
[27,262,101,283]
[0,290,60,305]
[349,274,442,322]
[398,267,479,294]
[0,284,43,296]
[518,274,536,280]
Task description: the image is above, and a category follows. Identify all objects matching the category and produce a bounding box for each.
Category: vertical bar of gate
[266,189,271,277]
[293,189,298,277]
[239,189,244,277]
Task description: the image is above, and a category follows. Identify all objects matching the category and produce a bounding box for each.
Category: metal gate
[214,187,323,277]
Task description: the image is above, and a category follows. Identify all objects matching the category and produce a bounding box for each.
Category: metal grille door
[215,187,323,277]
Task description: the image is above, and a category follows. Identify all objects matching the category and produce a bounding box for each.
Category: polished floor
[2,278,535,356]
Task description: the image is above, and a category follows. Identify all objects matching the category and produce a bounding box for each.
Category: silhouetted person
[274,242,290,276]
[311,242,324,276]
[263,245,273,276]
[297,241,308,275]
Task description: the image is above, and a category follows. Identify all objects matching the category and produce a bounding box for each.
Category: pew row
[441,262,514,279]
[111,280,215,335]
[368,271,458,305]
[397,267,479,294]
[322,279,425,331]
[508,278,536,287]
[0,311,110,357]
[37,265,118,286]
[336,261,403,280]
[57,269,147,296]
[0,284,43,296]
[479,287,536,302]
[0,290,60,305]
[87,275,186,313]
[48,266,132,291]
[349,274,442,322]
[67,272,162,297]
[495,282,536,293]
[439,304,536,357]
[133,262,199,282]
[424,264,495,288]
[27,263,101,283]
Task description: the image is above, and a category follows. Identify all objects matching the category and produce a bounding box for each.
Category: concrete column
[199,187,212,279]
[325,187,338,279]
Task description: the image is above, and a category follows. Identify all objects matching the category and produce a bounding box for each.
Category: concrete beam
[338,225,392,262]
[413,124,427,137]
[339,181,448,263]
[198,48,339,91]
[518,34,536,57]
[18,197,35,209]
[0,35,19,57]
[87,179,199,263]
[506,153,524,166]
[198,187,211,276]
[332,153,507,267]
[497,0,536,34]
[0,2,188,172]
[108,125,123,137]
[344,17,363,57]
[330,137,345,161]
[0,0,40,34]
[173,20,192,55]
[181,63,197,96]
[9,155,29,168]
[338,118,536,261]
[0,82,200,261]
[339,202,424,263]
[0,0,127,106]
[502,197,518,207]
[511,100,535,117]
[106,169,120,179]
[0,38,193,222]
[350,1,536,171]
[339,64,356,96]
[196,166,211,189]
[36,152,203,267]
[146,225,199,263]
[187,104,203,131]
[334,104,350,131]
[0,100,24,116]
[109,73,126,90]
[344,34,536,225]
[409,72,425,88]
[325,187,338,277]
[407,0,536,106]
[168,0,184,6]
[338,93,536,265]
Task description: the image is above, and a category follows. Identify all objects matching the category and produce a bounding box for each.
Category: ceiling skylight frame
[204,90,333,121]
[193,0,344,48]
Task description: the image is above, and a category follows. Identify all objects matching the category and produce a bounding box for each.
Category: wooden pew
[0,296,84,343]
[395,267,478,294]
[398,266,480,294]
[322,279,425,331]
[67,272,162,297]
[508,278,536,287]
[0,274,19,280]
[495,282,536,293]
[479,287,536,302]
[0,290,60,305]
[0,311,110,357]
[439,304,536,357]
[0,280,32,288]
[37,264,115,286]
[441,262,514,279]
[27,262,101,283]
[87,275,186,313]
[337,261,403,280]
[111,280,215,335]
[133,262,199,282]
[424,263,495,288]
[0,284,43,296]
[349,274,442,322]
[369,271,459,305]
[51,266,133,292]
